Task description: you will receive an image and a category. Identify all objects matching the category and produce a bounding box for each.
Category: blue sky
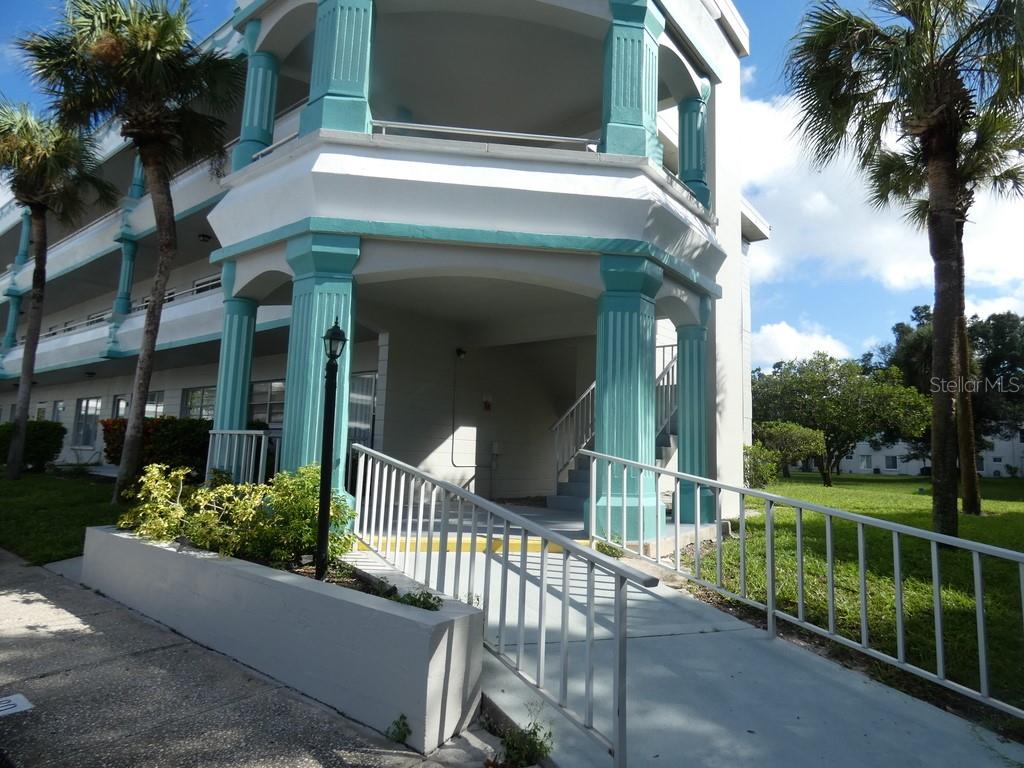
[1,1,1019,366]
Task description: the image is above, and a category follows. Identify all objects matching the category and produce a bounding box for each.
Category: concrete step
[545,494,587,513]
[568,468,590,484]
[556,481,589,498]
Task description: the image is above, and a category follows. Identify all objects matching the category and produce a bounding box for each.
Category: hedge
[0,421,68,470]
[100,417,212,476]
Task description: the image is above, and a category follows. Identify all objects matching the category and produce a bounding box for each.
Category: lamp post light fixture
[315,318,347,580]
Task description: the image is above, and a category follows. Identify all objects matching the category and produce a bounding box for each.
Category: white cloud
[861,335,881,350]
[739,95,1023,294]
[741,65,757,87]
[965,290,1024,318]
[751,321,851,367]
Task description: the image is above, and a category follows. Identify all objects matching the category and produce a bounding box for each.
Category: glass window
[114,391,165,419]
[249,380,285,427]
[977,455,985,470]
[884,455,898,470]
[73,397,102,446]
[113,395,129,418]
[52,400,66,422]
[858,455,872,470]
[993,456,1003,463]
[182,386,216,420]
[35,403,47,421]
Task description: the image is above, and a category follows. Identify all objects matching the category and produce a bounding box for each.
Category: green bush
[743,443,780,489]
[497,715,553,768]
[0,421,67,470]
[100,417,212,476]
[118,463,355,566]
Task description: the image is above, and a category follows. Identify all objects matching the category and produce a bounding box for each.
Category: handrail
[252,131,299,161]
[582,447,1024,721]
[371,120,595,148]
[550,382,595,433]
[355,444,656,585]
[582,448,1024,561]
[47,207,122,253]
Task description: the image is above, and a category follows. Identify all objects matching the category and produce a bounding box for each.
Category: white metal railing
[654,348,677,437]
[582,448,1024,720]
[206,429,280,484]
[352,444,659,767]
[40,312,111,340]
[371,120,596,150]
[551,383,595,481]
[551,346,678,482]
[130,277,222,314]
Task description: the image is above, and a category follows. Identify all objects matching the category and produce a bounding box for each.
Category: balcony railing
[372,120,596,150]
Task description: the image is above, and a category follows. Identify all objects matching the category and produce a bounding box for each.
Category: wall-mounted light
[197,233,213,243]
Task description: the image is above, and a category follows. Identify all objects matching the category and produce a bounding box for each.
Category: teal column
[600,0,664,163]
[280,234,359,493]
[679,79,711,208]
[213,277,258,431]
[595,255,663,542]
[13,211,30,270]
[112,239,138,315]
[128,155,146,199]
[677,296,713,523]
[232,20,280,171]
[299,0,374,136]
[2,294,21,350]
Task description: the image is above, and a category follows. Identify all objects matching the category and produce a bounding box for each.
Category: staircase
[546,346,678,513]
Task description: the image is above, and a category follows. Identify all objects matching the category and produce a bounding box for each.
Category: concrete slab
[43,556,84,583]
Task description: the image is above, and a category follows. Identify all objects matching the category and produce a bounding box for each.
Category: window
[885,455,898,470]
[52,400,65,422]
[845,453,854,461]
[994,456,1003,463]
[35,403,47,421]
[113,391,165,419]
[182,386,216,420]
[249,380,285,427]
[73,397,102,446]
[858,455,873,470]
[977,455,985,471]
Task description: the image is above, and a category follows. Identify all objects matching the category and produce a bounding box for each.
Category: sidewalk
[0,549,491,768]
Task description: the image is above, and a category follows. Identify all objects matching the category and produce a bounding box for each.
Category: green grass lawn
[684,472,1024,728]
[0,472,124,565]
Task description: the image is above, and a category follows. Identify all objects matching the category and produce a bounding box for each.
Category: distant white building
[838,431,1024,478]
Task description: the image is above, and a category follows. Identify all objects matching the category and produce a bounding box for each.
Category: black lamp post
[316,318,347,580]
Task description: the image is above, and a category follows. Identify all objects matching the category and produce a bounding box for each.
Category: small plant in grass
[1007,465,1019,479]
[595,538,624,559]
[372,578,443,611]
[487,705,553,768]
[385,713,411,743]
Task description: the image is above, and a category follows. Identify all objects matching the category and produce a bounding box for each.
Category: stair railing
[654,349,678,437]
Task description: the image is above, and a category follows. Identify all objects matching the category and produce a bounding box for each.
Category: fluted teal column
[299,0,374,136]
[2,294,21,351]
[594,255,662,542]
[280,234,359,493]
[232,20,280,171]
[601,0,664,163]
[112,239,138,315]
[213,294,258,431]
[677,296,714,523]
[679,79,712,208]
[13,211,30,271]
[128,155,146,199]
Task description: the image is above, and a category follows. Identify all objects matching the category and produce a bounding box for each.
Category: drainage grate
[0,695,32,718]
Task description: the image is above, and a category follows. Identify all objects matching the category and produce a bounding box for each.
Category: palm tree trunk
[112,147,178,502]
[954,225,982,515]
[926,151,960,536]
[5,207,48,479]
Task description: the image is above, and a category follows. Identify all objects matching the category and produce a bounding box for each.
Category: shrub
[1007,465,1019,478]
[100,417,212,475]
[743,443,780,489]
[118,463,354,566]
[0,421,67,470]
[494,714,553,768]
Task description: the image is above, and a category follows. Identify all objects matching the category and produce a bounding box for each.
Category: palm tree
[21,0,244,500]
[868,106,1024,517]
[786,0,1024,536]
[0,103,114,478]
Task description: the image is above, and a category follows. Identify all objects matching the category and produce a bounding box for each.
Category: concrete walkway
[349,546,1024,768]
[0,549,493,768]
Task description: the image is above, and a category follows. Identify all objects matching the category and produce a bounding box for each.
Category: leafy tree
[0,103,113,478]
[21,0,244,501]
[754,421,826,478]
[752,354,930,486]
[787,0,1024,534]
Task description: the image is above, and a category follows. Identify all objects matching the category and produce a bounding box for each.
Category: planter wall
[81,527,482,754]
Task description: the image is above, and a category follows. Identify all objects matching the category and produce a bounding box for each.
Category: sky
[0,0,1019,367]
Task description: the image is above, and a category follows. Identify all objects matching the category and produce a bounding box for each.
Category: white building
[839,432,1024,478]
[0,0,768,533]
